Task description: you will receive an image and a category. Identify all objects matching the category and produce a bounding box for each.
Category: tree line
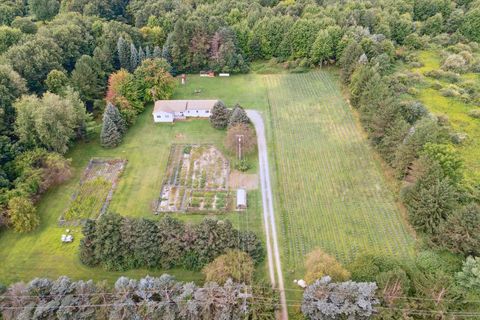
[0,274,277,319]
[79,213,264,271]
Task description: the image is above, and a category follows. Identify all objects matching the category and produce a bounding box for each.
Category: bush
[202,249,254,284]
[234,159,251,172]
[456,256,480,291]
[442,54,467,73]
[304,248,350,284]
[468,109,480,119]
[348,254,399,282]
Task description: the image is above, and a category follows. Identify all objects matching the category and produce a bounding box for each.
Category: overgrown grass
[410,50,480,185]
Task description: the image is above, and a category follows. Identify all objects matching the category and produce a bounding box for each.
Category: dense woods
[1,0,480,318]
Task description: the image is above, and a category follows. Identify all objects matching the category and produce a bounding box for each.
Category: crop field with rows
[266,71,416,270]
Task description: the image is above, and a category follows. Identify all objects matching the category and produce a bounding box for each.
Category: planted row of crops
[156,144,231,213]
[266,71,415,269]
[61,159,127,224]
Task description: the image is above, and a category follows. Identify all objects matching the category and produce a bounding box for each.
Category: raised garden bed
[156,144,230,213]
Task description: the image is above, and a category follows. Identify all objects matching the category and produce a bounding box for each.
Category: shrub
[441,54,467,73]
[234,159,251,172]
[202,249,254,284]
[304,248,350,284]
[375,268,411,306]
[456,256,480,291]
[348,254,399,282]
[468,109,480,119]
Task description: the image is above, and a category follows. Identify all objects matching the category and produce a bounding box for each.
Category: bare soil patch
[229,171,258,190]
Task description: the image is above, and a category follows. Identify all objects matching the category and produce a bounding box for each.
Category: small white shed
[236,188,247,210]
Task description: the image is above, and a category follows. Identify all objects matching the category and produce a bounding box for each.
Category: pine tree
[104,102,126,134]
[101,111,122,148]
[138,46,145,63]
[145,46,152,59]
[228,104,250,127]
[130,43,139,71]
[117,37,130,70]
[153,46,162,58]
[210,101,230,129]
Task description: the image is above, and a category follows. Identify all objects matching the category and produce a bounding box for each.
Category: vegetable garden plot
[266,71,415,270]
[60,159,127,224]
[156,144,230,213]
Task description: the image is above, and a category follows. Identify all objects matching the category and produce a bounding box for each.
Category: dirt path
[247,110,288,320]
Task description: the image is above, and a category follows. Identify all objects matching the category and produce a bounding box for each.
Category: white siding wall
[186,109,210,118]
[153,111,174,123]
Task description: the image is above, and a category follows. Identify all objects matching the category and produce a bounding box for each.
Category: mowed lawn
[0,75,268,284]
[266,71,416,273]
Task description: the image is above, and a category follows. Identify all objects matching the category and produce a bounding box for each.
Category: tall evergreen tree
[129,43,139,71]
[101,112,122,148]
[138,46,145,62]
[228,104,250,127]
[117,37,130,70]
[145,46,152,59]
[104,103,126,134]
[153,46,162,58]
[210,101,230,129]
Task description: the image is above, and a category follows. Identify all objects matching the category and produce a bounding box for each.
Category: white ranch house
[152,99,218,123]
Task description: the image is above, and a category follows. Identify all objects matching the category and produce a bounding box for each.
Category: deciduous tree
[304,248,350,284]
[8,196,39,233]
[202,249,254,284]
[225,124,257,156]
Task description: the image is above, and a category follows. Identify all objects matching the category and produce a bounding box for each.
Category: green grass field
[0,94,265,284]
[266,71,416,274]
[0,70,417,304]
[410,51,480,185]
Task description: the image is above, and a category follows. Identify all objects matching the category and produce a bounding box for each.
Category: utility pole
[236,134,244,160]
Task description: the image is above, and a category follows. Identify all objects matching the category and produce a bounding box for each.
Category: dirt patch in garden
[156,144,231,213]
[229,171,258,190]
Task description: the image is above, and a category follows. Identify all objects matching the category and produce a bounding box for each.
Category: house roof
[153,100,218,114]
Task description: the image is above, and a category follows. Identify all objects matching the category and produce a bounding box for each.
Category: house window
[157,115,161,118]
[196,110,199,113]
[206,110,209,113]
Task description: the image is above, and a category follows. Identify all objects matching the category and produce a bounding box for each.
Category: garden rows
[266,72,415,269]
[60,159,127,225]
[156,144,230,213]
